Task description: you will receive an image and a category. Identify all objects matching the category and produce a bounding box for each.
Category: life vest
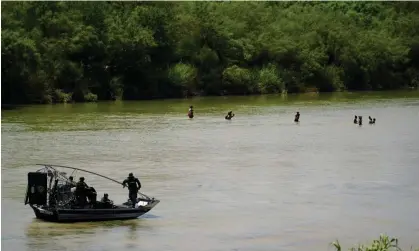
[126,177,139,191]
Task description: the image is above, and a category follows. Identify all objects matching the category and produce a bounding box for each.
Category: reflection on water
[26,219,143,237]
[25,219,150,251]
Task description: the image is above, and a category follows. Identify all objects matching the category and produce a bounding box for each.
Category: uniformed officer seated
[100,193,113,208]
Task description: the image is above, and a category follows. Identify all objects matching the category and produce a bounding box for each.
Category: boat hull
[30,200,160,223]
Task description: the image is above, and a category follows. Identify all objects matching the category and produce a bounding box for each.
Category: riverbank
[2,2,419,105]
[2,89,419,111]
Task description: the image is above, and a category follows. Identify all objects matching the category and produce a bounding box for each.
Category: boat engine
[25,172,48,205]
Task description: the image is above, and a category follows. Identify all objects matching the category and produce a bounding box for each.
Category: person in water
[225,111,235,120]
[354,115,358,124]
[358,116,363,126]
[294,112,300,122]
[122,173,142,208]
[368,116,377,124]
[369,117,376,124]
[188,106,194,118]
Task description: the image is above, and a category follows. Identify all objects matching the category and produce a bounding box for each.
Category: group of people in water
[189,105,295,121]
[188,106,235,120]
[56,172,143,209]
[188,106,377,127]
[354,115,376,126]
[50,107,376,209]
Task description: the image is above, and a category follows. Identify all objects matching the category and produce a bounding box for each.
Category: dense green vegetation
[331,234,418,251]
[2,1,419,105]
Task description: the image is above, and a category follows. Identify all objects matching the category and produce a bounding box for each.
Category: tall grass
[331,234,419,251]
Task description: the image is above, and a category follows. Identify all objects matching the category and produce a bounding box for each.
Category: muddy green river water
[2,91,419,251]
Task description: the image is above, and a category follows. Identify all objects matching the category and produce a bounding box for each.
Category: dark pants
[77,194,87,207]
[129,191,138,208]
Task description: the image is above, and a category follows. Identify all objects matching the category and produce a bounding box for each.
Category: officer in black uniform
[122,173,141,208]
[75,177,89,206]
[100,193,113,208]
[68,176,76,188]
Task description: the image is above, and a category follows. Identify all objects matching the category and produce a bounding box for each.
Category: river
[2,91,419,251]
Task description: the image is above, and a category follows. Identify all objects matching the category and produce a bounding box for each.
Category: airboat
[24,164,160,223]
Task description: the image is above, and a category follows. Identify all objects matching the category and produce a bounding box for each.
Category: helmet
[129,173,133,177]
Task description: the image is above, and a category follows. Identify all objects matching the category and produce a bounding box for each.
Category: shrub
[257,64,285,94]
[53,89,72,103]
[331,234,418,251]
[83,92,98,102]
[109,77,124,100]
[222,65,255,94]
[168,63,198,90]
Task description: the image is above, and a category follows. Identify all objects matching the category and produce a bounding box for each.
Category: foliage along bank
[2,1,419,104]
[331,234,418,251]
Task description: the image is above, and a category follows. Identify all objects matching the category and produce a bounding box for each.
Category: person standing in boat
[122,173,142,208]
[62,176,76,200]
[68,176,76,188]
[75,177,89,206]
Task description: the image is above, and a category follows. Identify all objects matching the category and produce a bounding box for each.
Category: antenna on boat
[35,164,151,200]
